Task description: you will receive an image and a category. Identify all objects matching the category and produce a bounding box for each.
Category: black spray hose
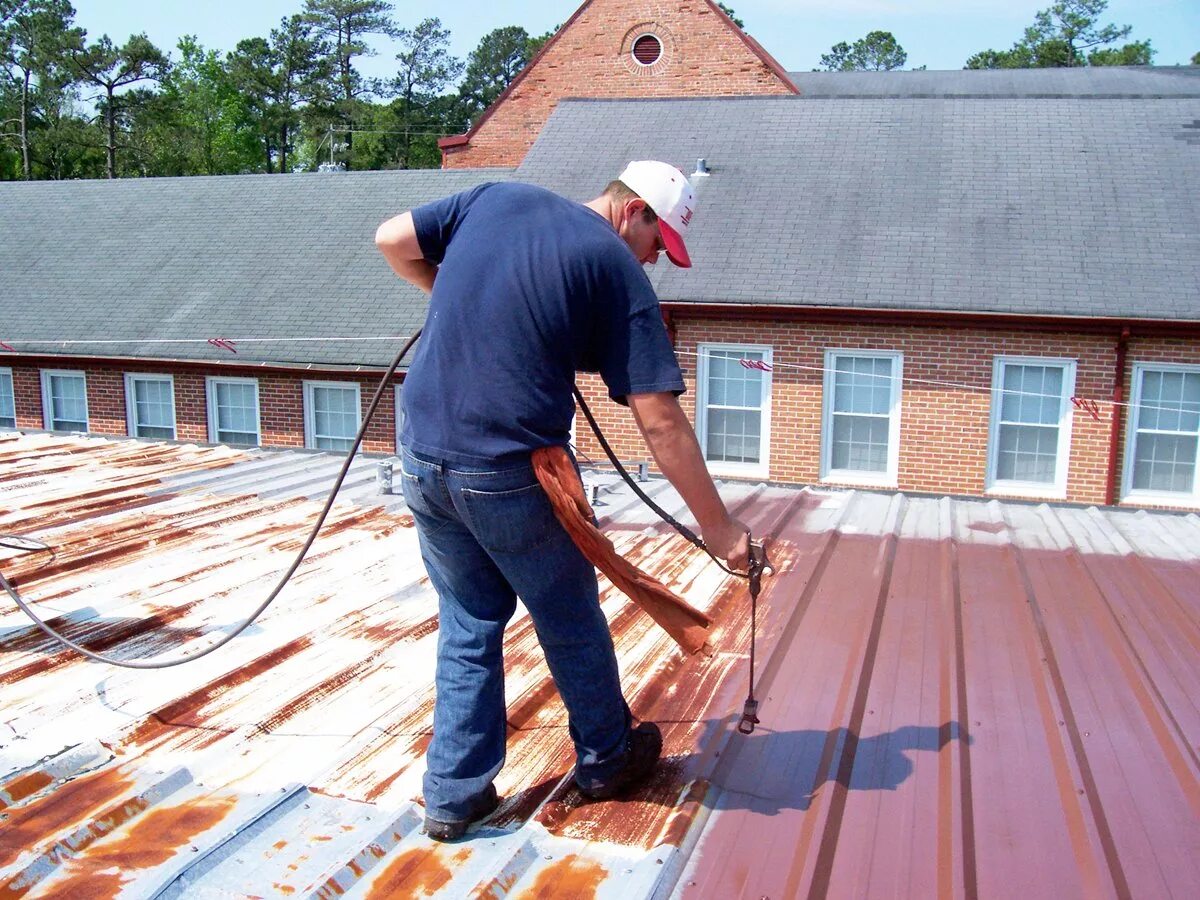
[571,385,774,733]
[0,329,422,670]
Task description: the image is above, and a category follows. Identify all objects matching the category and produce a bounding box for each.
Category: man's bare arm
[626,391,750,571]
[375,211,438,295]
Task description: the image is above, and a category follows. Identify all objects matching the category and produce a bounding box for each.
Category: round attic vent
[632,34,663,66]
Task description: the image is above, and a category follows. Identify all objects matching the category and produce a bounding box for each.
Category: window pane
[49,374,86,430]
[702,349,768,467]
[997,423,1059,483]
[833,356,893,415]
[215,381,259,441]
[311,386,358,447]
[1132,432,1197,493]
[0,372,14,428]
[133,379,173,435]
[831,414,889,472]
[706,408,762,464]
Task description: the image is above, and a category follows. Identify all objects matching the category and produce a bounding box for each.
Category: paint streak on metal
[43,797,238,897]
[472,871,519,899]
[0,766,134,870]
[364,846,458,899]
[518,854,607,899]
[0,771,54,810]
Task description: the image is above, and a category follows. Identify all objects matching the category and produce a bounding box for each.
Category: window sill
[820,472,898,490]
[985,483,1067,502]
[1120,490,1200,511]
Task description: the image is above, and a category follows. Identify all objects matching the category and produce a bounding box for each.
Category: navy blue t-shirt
[400,182,684,465]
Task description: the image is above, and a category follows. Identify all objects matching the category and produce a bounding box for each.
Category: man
[374,161,750,842]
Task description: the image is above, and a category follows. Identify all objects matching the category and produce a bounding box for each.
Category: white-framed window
[303,380,361,452]
[124,373,177,440]
[821,350,903,487]
[1122,363,1200,504]
[207,376,260,447]
[0,367,15,429]
[986,357,1077,498]
[695,343,773,479]
[40,370,88,433]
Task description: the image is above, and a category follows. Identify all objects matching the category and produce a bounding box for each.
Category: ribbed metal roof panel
[1,432,1197,897]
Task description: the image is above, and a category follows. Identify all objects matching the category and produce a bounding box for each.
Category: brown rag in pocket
[531,445,713,656]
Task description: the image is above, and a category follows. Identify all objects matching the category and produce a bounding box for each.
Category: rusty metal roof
[1,431,1198,898]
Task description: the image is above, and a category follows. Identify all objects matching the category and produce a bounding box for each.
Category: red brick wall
[5,359,401,456]
[8,324,1198,511]
[443,0,794,169]
[570,317,1200,510]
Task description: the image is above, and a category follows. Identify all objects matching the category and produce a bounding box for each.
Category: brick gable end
[442,0,796,169]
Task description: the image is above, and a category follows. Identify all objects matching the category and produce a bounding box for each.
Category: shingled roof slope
[786,65,1200,98]
[519,95,1200,321]
[0,169,512,368]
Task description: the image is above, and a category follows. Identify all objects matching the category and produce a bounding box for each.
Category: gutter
[1105,326,1131,506]
[0,351,404,378]
[658,302,1200,337]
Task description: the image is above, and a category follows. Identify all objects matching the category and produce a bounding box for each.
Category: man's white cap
[618,160,696,268]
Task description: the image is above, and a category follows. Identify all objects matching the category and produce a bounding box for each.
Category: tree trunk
[20,70,31,180]
[279,122,288,173]
[106,86,116,179]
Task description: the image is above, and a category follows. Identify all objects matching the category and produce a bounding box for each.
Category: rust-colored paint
[273,839,288,850]
[150,635,313,728]
[518,855,607,899]
[274,884,297,895]
[365,847,454,899]
[0,766,134,868]
[0,770,54,810]
[35,797,236,898]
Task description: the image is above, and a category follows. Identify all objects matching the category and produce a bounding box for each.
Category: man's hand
[627,392,752,572]
[703,515,751,572]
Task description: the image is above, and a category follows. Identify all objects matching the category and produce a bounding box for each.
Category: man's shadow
[686,720,971,813]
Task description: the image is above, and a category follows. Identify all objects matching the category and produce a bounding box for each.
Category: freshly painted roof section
[0,168,512,368]
[1,431,1198,896]
[786,65,1200,98]
[519,95,1200,320]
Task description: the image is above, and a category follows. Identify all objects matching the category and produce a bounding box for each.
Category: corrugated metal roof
[1,431,1198,898]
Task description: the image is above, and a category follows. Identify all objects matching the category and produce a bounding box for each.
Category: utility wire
[2,336,1194,414]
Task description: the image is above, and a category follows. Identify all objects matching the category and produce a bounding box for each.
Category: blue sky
[69,0,1198,77]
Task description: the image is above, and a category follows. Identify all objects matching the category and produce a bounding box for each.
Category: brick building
[2,5,1198,510]
[438,0,797,168]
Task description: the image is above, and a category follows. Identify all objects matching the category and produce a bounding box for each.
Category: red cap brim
[659,220,691,268]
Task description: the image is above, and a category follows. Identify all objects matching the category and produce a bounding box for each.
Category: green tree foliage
[1192,51,1199,65]
[71,32,168,177]
[965,0,1152,69]
[716,3,744,29]
[385,17,461,168]
[819,31,907,71]
[144,36,258,175]
[302,0,397,168]
[227,15,328,173]
[1,0,84,179]
[456,25,535,125]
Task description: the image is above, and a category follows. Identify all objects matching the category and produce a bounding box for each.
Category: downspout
[1105,325,1131,506]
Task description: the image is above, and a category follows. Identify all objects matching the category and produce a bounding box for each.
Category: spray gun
[738,537,775,735]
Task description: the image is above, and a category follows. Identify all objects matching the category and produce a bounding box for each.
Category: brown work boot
[576,722,663,800]
[423,785,500,842]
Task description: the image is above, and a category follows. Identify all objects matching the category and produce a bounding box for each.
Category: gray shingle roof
[786,66,1200,98]
[518,96,1200,320]
[0,169,512,367]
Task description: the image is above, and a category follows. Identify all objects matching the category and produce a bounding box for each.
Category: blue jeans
[398,445,632,822]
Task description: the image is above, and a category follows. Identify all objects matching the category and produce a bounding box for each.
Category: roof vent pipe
[692,158,710,177]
